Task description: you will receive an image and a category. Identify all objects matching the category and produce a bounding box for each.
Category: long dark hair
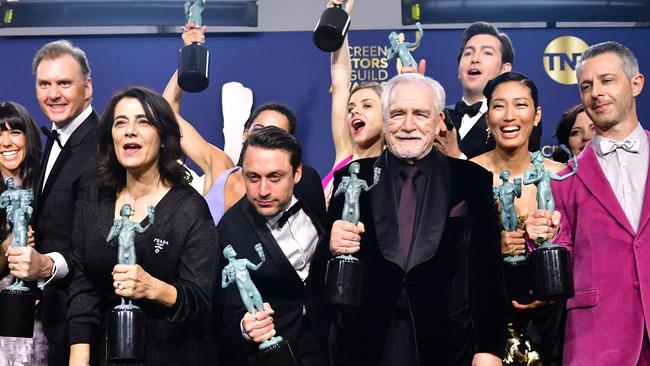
[0,102,43,238]
[96,87,190,196]
[553,104,585,163]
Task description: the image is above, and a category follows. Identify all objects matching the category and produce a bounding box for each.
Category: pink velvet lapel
[577,143,636,236]
[635,131,650,235]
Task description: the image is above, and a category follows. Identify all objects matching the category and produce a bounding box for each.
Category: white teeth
[501,126,520,133]
[1,151,17,157]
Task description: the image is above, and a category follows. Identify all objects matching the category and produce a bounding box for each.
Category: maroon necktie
[398,166,419,257]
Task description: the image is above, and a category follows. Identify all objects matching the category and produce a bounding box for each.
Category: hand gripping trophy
[0,177,36,337]
[387,22,424,69]
[222,244,298,366]
[178,0,210,92]
[106,203,155,361]
[324,162,381,308]
[523,147,578,300]
[494,170,531,303]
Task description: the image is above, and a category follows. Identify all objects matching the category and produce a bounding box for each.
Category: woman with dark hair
[0,101,46,365]
[67,87,218,366]
[471,72,565,365]
[552,104,594,163]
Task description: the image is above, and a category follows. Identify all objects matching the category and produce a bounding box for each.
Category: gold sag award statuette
[543,36,589,85]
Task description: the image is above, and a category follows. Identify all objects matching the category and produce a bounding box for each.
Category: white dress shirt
[458,97,488,140]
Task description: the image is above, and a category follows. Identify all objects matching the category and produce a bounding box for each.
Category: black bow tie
[41,126,62,148]
[455,100,483,118]
[276,201,302,229]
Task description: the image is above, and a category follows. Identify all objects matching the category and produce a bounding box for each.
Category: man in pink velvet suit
[527,41,649,365]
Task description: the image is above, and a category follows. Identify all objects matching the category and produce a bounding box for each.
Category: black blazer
[216,165,330,366]
[446,104,542,159]
[34,111,97,344]
[328,152,507,365]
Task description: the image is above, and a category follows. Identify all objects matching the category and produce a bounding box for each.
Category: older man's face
[384,82,444,162]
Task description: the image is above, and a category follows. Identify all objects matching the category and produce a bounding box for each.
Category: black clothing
[33,111,97,365]
[445,104,542,159]
[328,152,507,366]
[216,166,329,366]
[67,182,219,365]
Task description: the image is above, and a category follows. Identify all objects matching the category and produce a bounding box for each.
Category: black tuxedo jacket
[329,152,507,365]
[216,165,330,366]
[446,103,542,159]
[34,111,97,344]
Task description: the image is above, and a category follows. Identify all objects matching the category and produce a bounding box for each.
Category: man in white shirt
[6,39,97,365]
[216,126,329,366]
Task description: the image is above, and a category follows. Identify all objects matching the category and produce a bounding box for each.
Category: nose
[124,120,137,136]
[584,127,594,141]
[504,105,515,122]
[401,113,417,132]
[259,179,270,197]
[46,85,61,100]
[590,81,603,99]
[0,132,10,147]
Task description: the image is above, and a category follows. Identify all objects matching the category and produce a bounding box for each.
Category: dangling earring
[485,126,492,144]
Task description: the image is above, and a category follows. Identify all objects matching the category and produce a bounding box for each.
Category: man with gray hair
[5,39,97,364]
[328,73,505,365]
[526,41,649,365]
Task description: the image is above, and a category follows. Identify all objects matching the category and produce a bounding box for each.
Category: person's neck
[462,91,485,105]
[491,145,531,177]
[597,116,640,141]
[354,138,384,160]
[1,168,21,183]
[125,168,162,199]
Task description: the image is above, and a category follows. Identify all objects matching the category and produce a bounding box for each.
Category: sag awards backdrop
[0,27,648,176]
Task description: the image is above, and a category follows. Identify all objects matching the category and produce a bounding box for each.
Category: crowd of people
[0,1,647,365]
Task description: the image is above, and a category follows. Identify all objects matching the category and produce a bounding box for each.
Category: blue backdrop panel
[0,27,648,177]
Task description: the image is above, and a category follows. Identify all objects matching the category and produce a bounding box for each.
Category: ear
[533,106,542,126]
[293,163,303,184]
[242,130,249,143]
[501,62,512,73]
[434,111,446,136]
[85,77,93,102]
[631,73,645,98]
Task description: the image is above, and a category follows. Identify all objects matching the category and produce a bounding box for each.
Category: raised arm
[333,177,349,197]
[246,243,266,271]
[330,0,355,165]
[106,219,121,243]
[162,24,234,195]
[405,22,423,49]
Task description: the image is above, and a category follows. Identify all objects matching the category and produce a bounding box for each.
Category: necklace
[124,180,160,213]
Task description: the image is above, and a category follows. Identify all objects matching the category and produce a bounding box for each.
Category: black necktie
[276,201,302,229]
[455,100,482,118]
[398,166,419,257]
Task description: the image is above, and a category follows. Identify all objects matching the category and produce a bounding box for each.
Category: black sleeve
[67,188,102,345]
[469,168,507,357]
[165,197,219,326]
[528,120,543,152]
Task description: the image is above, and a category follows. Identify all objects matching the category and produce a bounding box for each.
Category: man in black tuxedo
[217,126,329,366]
[437,21,541,159]
[6,40,97,365]
[329,73,506,365]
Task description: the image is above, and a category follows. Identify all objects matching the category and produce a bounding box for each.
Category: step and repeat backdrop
[1,27,648,176]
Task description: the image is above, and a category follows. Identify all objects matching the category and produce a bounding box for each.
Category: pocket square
[448,200,468,218]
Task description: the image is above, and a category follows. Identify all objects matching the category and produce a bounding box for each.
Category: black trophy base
[0,290,35,338]
[256,340,299,366]
[503,259,532,304]
[324,256,364,308]
[178,43,210,93]
[313,6,350,52]
[531,246,574,300]
[107,307,146,361]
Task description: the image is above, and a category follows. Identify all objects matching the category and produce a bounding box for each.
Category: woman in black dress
[67,87,218,365]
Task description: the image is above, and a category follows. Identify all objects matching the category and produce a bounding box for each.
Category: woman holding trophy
[470,72,566,365]
[67,88,218,365]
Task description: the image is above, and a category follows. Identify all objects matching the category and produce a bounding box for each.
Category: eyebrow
[348,98,375,106]
[114,113,147,120]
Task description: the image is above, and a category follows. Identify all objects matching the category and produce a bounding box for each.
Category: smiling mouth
[468,69,482,76]
[0,151,18,158]
[123,142,142,152]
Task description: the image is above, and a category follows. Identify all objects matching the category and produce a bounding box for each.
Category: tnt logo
[543,36,589,85]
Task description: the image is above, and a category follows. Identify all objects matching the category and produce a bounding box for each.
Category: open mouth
[352,119,366,135]
[123,142,142,155]
[500,126,521,138]
[0,150,18,158]
[468,69,482,76]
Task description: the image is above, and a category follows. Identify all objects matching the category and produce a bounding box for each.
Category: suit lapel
[370,153,404,268]
[633,132,650,235]
[241,199,303,286]
[407,152,450,272]
[578,144,636,236]
[38,112,96,205]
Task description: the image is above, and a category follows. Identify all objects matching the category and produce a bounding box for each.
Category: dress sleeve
[67,189,102,345]
[165,202,219,325]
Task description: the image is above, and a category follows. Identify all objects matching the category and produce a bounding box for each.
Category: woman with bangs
[0,101,46,365]
[470,72,565,365]
[67,87,218,365]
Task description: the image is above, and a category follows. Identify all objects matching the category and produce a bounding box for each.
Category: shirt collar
[51,104,93,147]
[461,96,488,114]
[387,147,436,180]
[592,122,646,157]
